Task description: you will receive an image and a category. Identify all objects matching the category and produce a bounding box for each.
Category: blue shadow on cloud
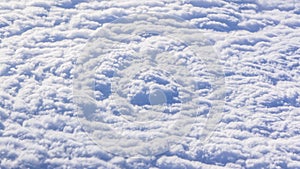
[130,88,180,106]
[94,82,111,101]
[55,0,86,8]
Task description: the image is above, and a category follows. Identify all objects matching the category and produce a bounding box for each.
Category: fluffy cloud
[0,0,299,168]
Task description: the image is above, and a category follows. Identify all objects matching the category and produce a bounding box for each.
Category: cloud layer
[0,0,299,168]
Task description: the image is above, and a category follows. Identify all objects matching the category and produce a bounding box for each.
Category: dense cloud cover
[0,0,299,168]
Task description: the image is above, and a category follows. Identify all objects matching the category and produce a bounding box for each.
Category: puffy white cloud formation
[0,0,299,168]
